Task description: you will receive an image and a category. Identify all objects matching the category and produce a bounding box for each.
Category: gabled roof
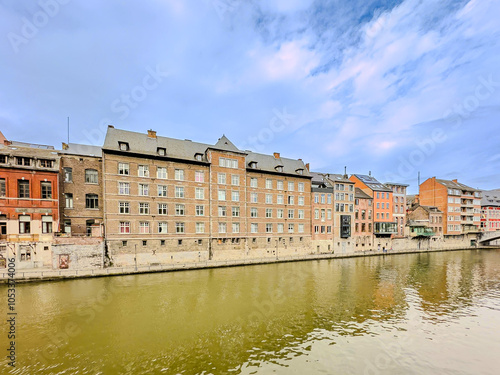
[435,178,477,192]
[355,188,372,199]
[246,151,310,177]
[352,174,392,192]
[211,135,243,154]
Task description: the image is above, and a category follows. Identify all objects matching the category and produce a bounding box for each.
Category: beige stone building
[102,126,312,266]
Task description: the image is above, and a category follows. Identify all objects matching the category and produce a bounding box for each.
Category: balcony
[410,227,435,237]
[374,222,397,235]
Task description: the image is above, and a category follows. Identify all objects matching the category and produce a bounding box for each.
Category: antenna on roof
[418,171,420,186]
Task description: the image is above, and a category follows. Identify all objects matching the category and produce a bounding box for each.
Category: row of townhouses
[0,127,496,269]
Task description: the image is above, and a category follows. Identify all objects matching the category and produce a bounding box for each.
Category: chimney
[452,179,458,183]
[273,152,280,159]
[369,171,371,176]
[305,163,310,171]
[62,142,69,150]
[147,129,157,139]
[108,125,114,128]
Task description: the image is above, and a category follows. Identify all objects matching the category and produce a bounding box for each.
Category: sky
[1,0,499,193]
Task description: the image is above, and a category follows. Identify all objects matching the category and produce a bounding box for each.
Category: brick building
[480,189,500,232]
[406,205,443,237]
[0,138,60,268]
[310,172,334,252]
[385,182,408,237]
[102,126,312,265]
[59,143,104,236]
[418,177,481,235]
[350,174,396,237]
[353,188,373,249]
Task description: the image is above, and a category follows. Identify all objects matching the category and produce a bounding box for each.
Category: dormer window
[195,153,203,161]
[119,142,129,151]
[249,162,257,169]
[157,147,166,156]
[275,166,283,172]
[296,168,304,175]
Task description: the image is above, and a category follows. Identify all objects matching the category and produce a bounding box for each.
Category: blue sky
[1,0,499,193]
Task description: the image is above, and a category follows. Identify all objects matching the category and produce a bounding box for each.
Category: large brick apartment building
[102,126,312,265]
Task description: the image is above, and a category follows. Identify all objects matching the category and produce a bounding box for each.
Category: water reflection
[1,249,499,374]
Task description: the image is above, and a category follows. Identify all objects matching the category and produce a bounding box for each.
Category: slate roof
[436,178,478,192]
[103,127,310,177]
[59,143,102,157]
[352,174,392,192]
[355,188,372,200]
[481,189,500,207]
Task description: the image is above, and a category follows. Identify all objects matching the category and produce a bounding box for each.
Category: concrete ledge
[1,246,496,284]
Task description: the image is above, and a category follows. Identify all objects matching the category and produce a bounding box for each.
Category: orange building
[353,187,373,249]
[349,174,396,237]
[0,139,60,267]
[418,177,481,235]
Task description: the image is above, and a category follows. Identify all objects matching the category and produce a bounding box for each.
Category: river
[1,249,500,374]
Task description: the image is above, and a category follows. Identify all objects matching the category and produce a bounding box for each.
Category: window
[65,193,73,208]
[175,186,185,198]
[250,178,258,188]
[16,157,31,166]
[158,222,168,233]
[118,163,129,175]
[19,215,31,234]
[288,196,294,205]
[18,180,30,198]
[119,221,130,234]
[321,195,325,204]
[298,182,304,192]
[175,204,185,216]
[219,158,238,168]
[232,191,239,201]
[232,206,240,217]
[196,187,204,199]
[196,222,205,233]
[196,205,204,216]
[250,193,258,203]
[314,194,319,204]
[298,209,305,219]
[41,216,53,233]
[119,182,130,195]
[63,167,73,182]
[277,180,284,190]
[85,169,98,184]
[249,162,257,169]
[266,224,273,233]
[276,166,283,172]
[218,223,227,233]
[277,195,284,204]
[315,209,320,219]
[288,209,294,219]
[175,169,184,181]
[251,223,258,233]
[119,202,130,214]
[139,203,150,214]
[288,182,294,191]
[0,155,6,164]
[118,142,129,151]
[138,165,149,178]
[218,206,227,217]
[158,203,168,215]
[266,194,273,204]
[218,190,226,201]
[266,208,273,218]
[231,175,239,186]
[266,179,273,189]
[277,209,284,218]
[158,185,167,197]
[298,196,304,206]
[86,194,98,209]
[218,173,226,184]
[176,222,185,233]
[232,223,240,233]
[157,167,167,179]
[327,209,332,220]
[298,224,304,233]
[195,171,204,182]
[250,208,258,217]
[195,153,203,161]
[157,147,166,156]
[288,224,294,233]
[381,203,384,209]
[139,222,150,234]
[41,181,52,199]
[139,184,149,196]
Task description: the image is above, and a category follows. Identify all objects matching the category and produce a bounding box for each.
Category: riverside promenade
[1,245,494,283]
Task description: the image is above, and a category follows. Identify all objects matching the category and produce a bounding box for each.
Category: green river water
[1,249,500,374]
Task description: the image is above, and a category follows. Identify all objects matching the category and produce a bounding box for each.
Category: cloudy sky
[1,0,499,193]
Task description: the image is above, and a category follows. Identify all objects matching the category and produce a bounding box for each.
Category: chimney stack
[62,142,69,150]
[452,179,458,183]
[147,129,157,139]
[273,152,280,159]
[305,163,310,171]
